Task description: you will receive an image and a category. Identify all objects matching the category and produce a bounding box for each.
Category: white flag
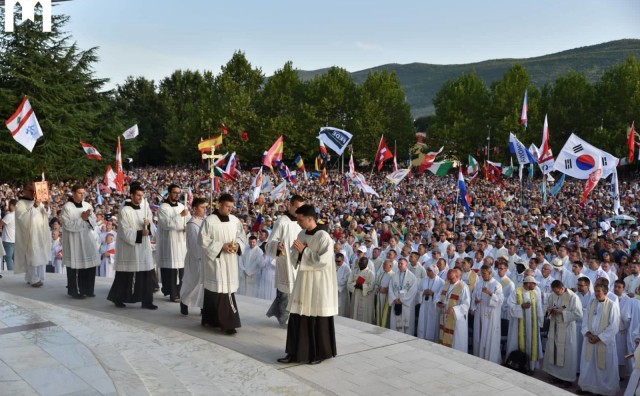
[348,172,379,197]
[5,97,43,152]
[251,167,263,203]
[270,181,288,200]
[386,169,410,185]
[553,133,618,179]
[122,124,139,139]
[317,127,353,156]
[509,133,537,165]
[538,115,555,174]
[610,169,621,215]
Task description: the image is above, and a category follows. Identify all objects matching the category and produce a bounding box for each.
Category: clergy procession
[4,95,640,394]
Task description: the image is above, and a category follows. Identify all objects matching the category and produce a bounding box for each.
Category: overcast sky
[45,0,640,88]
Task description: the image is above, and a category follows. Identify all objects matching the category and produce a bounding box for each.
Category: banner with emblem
[5,96,43,152]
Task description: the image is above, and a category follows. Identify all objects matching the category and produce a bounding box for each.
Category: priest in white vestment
[506,276,543,372]
[417,264,445,341]
[576,276,594,374]
[375,259,394,328]
[471,265,504,364]
[61,184,100,299]
[156,184,190,302]
[335,252,351,318]
[389,258,418,335]
[107,182,157,309]
[14,182,51,287]
[348,257,375,324]
[239,236,263,298]
[616,280,634,377]
[436,267,470,352]
[278,204,338,364]
[198,193,247,334]
[495,259,515,344]
[625,262,640,297]
[578,283,620,396]
[266,195,305,326]
[179,198,207,315]
[542,280,583,385]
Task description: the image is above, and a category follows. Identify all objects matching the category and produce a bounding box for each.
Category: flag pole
[370,135,384,178]
[453,185,460,233]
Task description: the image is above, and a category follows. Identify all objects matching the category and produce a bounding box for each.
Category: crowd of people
[3,163,640,394]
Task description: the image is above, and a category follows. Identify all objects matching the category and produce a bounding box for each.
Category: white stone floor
[0,273,574,395]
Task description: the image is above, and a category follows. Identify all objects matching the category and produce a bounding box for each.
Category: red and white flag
[5,96,44,152]
[80,142,102,160]
[418,146,444,173]
[582,167,602,204]
[628,122,636,164]
[115,137,125,192]
[538,115,554,174]
[375,136,393,171]
[105,165,117,189]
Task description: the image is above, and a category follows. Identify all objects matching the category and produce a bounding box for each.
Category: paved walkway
[0,273,574,395]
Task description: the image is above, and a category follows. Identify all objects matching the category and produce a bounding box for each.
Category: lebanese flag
[80,142,102,160]
[628,122,636,164]
[375,136,393,171]
[5,96,44,152]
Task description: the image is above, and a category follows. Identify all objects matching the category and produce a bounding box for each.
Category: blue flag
[458,170,471,215]
[550,173,566,196]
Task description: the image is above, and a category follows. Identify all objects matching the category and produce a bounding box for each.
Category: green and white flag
[503,158,515,177]
[428,161,455,177]
[467,155,479,175]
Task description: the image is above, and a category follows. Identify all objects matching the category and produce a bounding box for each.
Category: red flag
[241,131,249,142]
[417,147,444,173]
[628,122,636,164]
[221,123,229,135]
[375,136,393,171]
[582,167,602,204]
[115,137,125,193]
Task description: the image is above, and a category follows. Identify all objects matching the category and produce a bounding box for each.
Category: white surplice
[257,255,276,300]
[14,198,51,282]
[388,270,418,335]
[61,200,99,269]
[238,245,263,298]
[156,202,190,269]
[337,263,351,318]
[471,278,504,364]
[265,214,301,294]
[417,275,445,341]
[180,216,205,308]
[114,204,154,272]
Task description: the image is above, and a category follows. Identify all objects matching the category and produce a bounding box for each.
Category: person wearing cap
[179,197,208,315]
[511,258,529,287]
[613,239,631,265]
[578,283,621,395]
[355,245,375,272]
[375,259,394,328]
[551,256,572,287]
[265,195,305,327]
[388,258,418,335]
[471,265,504,364]
[630,231,639,251]
[506,275,544,372]
[363,235,375,258]
[417,263,445,341]
[542,280,583,387]
[335,252,351,318]
[348,256,375,324]
[436,267,470,352]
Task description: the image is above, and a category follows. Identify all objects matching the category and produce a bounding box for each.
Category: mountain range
[297,39,640,117]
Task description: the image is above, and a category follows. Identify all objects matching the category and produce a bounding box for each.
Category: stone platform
[0,273,572,395]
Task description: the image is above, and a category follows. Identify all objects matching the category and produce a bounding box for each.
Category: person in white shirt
[583,258,609,288]
[0,199,16,271]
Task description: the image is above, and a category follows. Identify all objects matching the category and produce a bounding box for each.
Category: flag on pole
[458,169,471,215]
[317,127,353,156]
[342,174,350,193]
[520,89,528,128]
[375,136,393,171]
[122,124,139,139]
[611,169,621,214]
[467,155,479,176]
[115,137,125,192]
[252,214,263,232]
[318,167,328,185]
[427,161,454,177]
[221,123,229,135]
[319,141,329,159]
[105,165,117,189]
[5,96,43,152]
[225,152,238,177]
[386,169,410,185]
[628,122,636,164]
[550,173,566,196]
[198,135,223,153]
[509,133,537,165]
[349,152,355,174]
[80,142,102,160]
[270,181,287,200]
[349,172,379,197]
[553,133,618,179]
[582,167,603,204]
[263,135,284,167]
[393,143,398,172]
[294,155,307,179]
[503,158,515,177]
[251,167,263,202]
[538,115,555,174]
[417,146,444,173]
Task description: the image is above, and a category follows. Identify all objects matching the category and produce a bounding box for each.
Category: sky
[38,0,640,88]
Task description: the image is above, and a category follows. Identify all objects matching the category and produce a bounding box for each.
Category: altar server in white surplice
[335,252,351,318]
[389,258,418,335]
[578,283,620,396]
[506,276,543,372]
[542,280,583,385]
[107,182,157,309]
[436,267,470,352]
[258,255,276,301]
[61,184,100,299]
[198,193,247,335]
[156,184,190,302]
[417,264,445,341]
[239,236,262,298]
[179,198,207,315]
[266,195,305,326]
[471,265,504,364]
[14,182,51,287]
[348,257,375,324]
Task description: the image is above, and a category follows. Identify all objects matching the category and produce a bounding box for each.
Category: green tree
[0,12,117,181]
[431,71,491,159]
